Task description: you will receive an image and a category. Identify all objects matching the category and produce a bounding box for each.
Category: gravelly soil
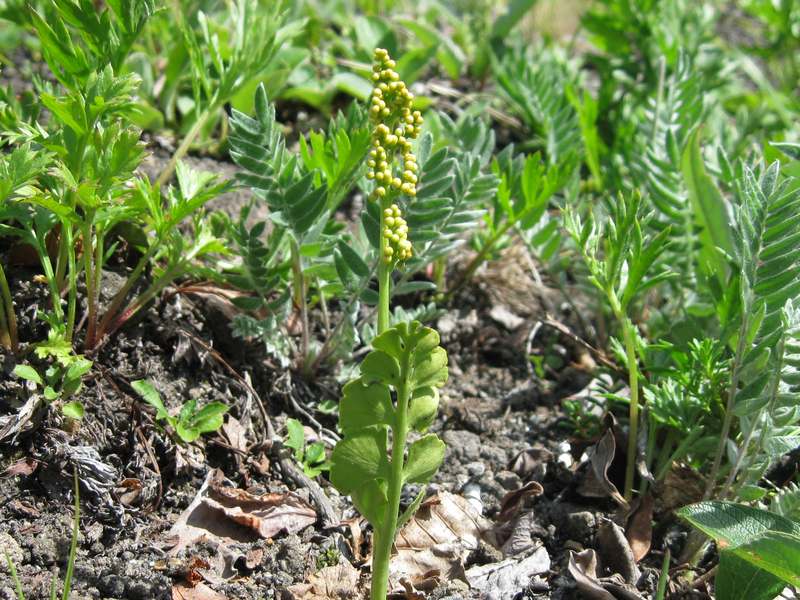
[0,230,652,600]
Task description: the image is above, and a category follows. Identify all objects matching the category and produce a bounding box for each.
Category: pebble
[465,461,485,477]
[0,532,23,573]
[564,511,597,542]
[443,430,482,462]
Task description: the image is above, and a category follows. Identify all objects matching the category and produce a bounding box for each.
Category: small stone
[465,461,486,477]
[443,430,482,462]
[489,305,524,330]
[0,532,23,573]
[564,511,596,541]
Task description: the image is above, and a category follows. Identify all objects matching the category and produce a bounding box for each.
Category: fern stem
[722,329,787,498]
[64,226,77,343]
[371,339,411,600]
[446,220,512,301]
[93,242,159,349]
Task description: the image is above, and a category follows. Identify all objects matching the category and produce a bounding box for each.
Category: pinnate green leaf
[339,378,394,434]
[408,387,439,433]
[404,434,445,484]
[360,351,400,386]
[330,428,390,495]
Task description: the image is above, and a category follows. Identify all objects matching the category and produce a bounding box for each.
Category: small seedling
[284,418,331,477]
[131,380,228,444]
[13,327,92,420]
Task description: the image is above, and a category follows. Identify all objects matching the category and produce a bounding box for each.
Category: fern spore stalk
[330,49,446,600]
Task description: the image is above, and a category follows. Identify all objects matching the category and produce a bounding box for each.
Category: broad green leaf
[62,401,85,420]
[339,378,394,434]
[175,422,201,443]
[330,428,389,495]
[351,479,389,527]
[13,364,43,385]
[131,380,170,422]
[189,403,228,435]
[408,387,438,433]
[681,128,734,285]
[731,531,800,586]
[716,552,785,600]
[678,501,800,547]
[404,434,445,484]
[412,347,448,388]
[360,351,400,386]
[491,0,538,39]
[285,418,305,454]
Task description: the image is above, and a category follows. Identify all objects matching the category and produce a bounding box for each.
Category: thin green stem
[101,264,182,343]
[93,242,160,349]
[621,314,640,502]
[371,346,411,600]
[290,237,310,368]
[156,103,217,187]
[64,225,77,343]
[445,220,512,302]
[37,233,64,324]
[0,262,16,351]
[81,221,97,348]
[704,310,750,500]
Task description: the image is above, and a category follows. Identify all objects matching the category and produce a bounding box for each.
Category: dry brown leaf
[222,417,248,454]
[465,546,550,596]
[508,447,553,481]
[597,519,639,585]
[625,494,653,563]
[172,582,227,600]
[168,468,316,554]
[389,492,490,591]
[577,428,628,509]
[655,464,705,513]
[116,478,143,507]
[568,550,616,600]
[496,481,544,523]
[2,457,39,477]
[285,562,363,599]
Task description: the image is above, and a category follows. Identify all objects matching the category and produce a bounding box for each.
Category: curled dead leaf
[496,481,544,523]
[168,469,316,554]
[568,550,616,600]
[624,494,653,563]
[577,428,628,509]
[465,546,550,596]
[508,447,553,481]
[2,457,39,477]
[597,519,639,585]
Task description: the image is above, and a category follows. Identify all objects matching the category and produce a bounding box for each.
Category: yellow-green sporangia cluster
[382,204,412,263]
[366,48,423,265]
